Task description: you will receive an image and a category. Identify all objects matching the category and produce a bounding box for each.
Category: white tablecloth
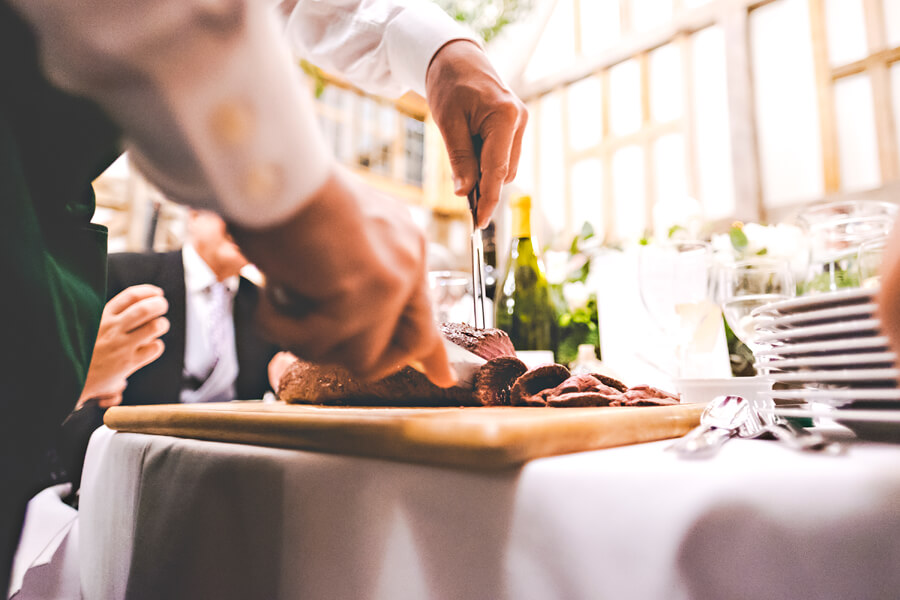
[78,425,900,600]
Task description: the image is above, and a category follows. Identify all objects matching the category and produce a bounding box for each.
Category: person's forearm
[282,0,479,98]
[9,0,333,229]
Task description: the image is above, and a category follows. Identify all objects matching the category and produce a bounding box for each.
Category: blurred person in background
[46,211,285,494]
[99,210,281,408]
[1,0,527,590]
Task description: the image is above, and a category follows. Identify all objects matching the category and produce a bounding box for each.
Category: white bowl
[675,377,773,407]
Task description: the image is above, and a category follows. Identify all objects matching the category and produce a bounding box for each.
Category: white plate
[760,405,900,441]
[757,302,877,330]
[751,287,877,317]
[754,336,890,357]
[763,368,900,383]
[754,318,881,343]
[674,377,772,405]
[761,405,900,423]
[761,388,900,404]
[756,351,897,370]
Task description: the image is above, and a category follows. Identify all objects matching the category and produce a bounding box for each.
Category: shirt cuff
[385,2,482,98]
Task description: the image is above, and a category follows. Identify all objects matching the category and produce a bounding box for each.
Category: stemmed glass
[857,237,887,289]
[803,215,893,293]
[637,241,719,376]
[718,258,795,353]
[428,271,470,324]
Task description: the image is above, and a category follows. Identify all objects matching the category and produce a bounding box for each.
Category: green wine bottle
[494,195,556,356]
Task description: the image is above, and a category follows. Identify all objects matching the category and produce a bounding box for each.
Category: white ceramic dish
[754,318,881,343]
[757,302,877,330]
[763,405,900,422]
[761,404,900,441]
[750,287,877,317]
[761,388,900,404]
[754,336,891,357]
[675,377,773,406]
[762,368,900,383]
[756,351,897,371]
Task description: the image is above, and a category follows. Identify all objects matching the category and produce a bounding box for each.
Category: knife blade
[407,337,487,389]
[441,336,486,388]
[468,135,487,330]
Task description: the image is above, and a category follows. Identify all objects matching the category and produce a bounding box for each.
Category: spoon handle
[668,426,734,458]
[767,422,846,455]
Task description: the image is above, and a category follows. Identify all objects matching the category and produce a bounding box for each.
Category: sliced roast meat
[278,361,476,407]
[440,323,516,360]
[523,373,624,407]
[588,373,628,393]
[611,384,681,407]
[473,356,528,406]
[509,364,572,406]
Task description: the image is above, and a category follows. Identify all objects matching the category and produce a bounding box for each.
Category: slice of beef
[474,356,528,406]
[588,373,628,393]
[523,373,624,407]
[509,364,572,406]
[440,323,516,360]
[610,384,681,407]
[278,361,476,407]
[545,391,621,407]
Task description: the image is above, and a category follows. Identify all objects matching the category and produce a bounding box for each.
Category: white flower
[563,281,591,311]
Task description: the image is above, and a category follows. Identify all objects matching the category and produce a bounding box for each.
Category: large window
[512,0,900,244]
[313,77,429,203]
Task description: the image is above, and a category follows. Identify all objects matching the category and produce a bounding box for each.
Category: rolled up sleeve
[10,0,333,228]
[284,0,480,98]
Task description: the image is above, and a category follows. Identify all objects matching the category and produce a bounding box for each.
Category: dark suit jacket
[49,250,280,490]
[107,250,280,405]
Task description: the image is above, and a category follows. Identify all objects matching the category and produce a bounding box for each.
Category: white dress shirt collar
[182,242,240,295]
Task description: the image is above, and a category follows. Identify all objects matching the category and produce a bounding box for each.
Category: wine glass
[857,236,887,289]
[637,241,718,376]
[802,215,893,293]
[719,258,794,353]
[427,270,470,324]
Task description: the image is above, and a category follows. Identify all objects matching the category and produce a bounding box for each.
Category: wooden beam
[722,5,764,222]
[517,0,721,100]
[572,0,583,58]
[831,47,900,80]
[640,52,656,230]
[808,0,841,193]
[566,120,681,164]
[620,0,632,37]
[679,32,700,199]
[560,86,574,239]
[601,69,615,241]
[861,0,899,182]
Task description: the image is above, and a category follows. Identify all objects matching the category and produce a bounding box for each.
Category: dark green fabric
[0,1,122,590]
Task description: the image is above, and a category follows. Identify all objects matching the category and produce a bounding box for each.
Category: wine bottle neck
[511,204,532,239]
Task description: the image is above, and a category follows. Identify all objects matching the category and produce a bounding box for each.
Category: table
[78,425,900,600]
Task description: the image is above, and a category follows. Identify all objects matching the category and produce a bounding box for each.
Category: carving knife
[469,135,487,330]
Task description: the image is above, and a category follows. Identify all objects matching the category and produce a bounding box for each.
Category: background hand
[230,169,455,387]
[267,351,297,392]
[425,40,528,228]
[77,284,169,409]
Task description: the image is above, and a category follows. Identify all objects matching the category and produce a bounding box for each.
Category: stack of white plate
[750,286,900,439]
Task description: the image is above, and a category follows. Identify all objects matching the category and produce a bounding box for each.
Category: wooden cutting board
[104,401,703,470]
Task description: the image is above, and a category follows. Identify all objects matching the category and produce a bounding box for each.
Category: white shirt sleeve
[8,0,475,228]
[283,0,480,98]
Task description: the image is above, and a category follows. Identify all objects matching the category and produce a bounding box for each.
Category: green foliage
[553,221,601,366]
[434,0,532,43]
[729,225,749,253]
[299,60,327,98]
[555,294,599,366]
[667,224,685,239]
[723,314,756,377]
